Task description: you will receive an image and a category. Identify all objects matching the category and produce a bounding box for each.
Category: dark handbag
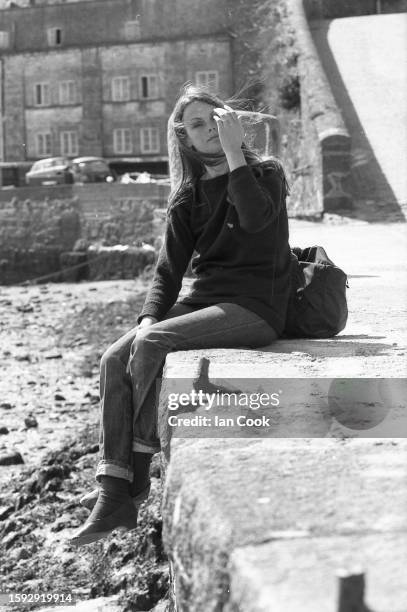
[282,245,349,338]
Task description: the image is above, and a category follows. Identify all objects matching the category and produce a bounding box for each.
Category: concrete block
[226,534,407,612]
[162,437,407,611]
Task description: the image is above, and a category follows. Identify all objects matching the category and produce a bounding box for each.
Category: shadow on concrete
[310,20,405,224]
[337,334,386,340]
[262,338,393,357]
[347,275,380,279]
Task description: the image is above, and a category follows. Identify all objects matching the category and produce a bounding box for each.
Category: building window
[59,81,77,105]
[0,31,10,49]
[60,131,78,156]
[36,133,52,157]
[140,127,160,154]
[195,70,219,92]
[112,76,130,102]
[47,27,62,46]
[124,19,140,39]
[140,74,159,99]
[113,128,132,154]
[34,83,50,107]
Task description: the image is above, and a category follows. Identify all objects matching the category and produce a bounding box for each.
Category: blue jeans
[95,302,278,481]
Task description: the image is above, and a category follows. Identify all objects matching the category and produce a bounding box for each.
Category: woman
[70,85,292,546]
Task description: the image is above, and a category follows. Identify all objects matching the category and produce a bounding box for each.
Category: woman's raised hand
[213,106,244,156]
[213,106,246,172]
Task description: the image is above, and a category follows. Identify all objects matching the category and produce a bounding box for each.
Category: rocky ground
[0,275,169,612]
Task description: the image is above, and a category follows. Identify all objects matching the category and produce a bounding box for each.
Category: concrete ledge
[158,216,406,610]
[158,340,407,610]
[161,433,407,611]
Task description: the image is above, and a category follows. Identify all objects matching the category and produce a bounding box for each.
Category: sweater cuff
[229,164,251,180]
[137,308,160,324]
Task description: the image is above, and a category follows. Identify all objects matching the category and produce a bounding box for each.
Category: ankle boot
[70,476,137,546]
[70,498,138,546]
[80,483,150,511]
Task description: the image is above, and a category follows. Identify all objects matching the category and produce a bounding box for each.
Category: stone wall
[281,0,406,213]
[0,182,169,284]
[286,0,352,213]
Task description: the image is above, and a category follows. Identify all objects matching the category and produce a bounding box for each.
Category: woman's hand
[213,106,246,171]
[138,316,158,329]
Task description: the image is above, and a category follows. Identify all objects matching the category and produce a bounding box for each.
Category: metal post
[336,569,366,612]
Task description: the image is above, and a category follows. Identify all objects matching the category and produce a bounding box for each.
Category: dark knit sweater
[137,162,292,335]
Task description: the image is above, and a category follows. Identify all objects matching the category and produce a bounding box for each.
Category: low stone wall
[0,183,170,284]
[287,0,352,212]
[0,246,63,285]
[0,183,170,249]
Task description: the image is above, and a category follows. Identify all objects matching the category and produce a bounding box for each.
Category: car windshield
[34,158,67,170]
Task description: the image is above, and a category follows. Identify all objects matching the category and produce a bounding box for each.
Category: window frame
[47,27,62,47]
[113,128,132,154]
[195,70,219,92]
[35,132,52,157]
[60,130,78,157]
[0,31,10,49]
[59,80,77,105]
[139,74,159,100]
[140,127,160,154]
[111,76,131,102]
[34,82,50,107]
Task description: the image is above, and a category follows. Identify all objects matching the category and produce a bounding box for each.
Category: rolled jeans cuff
[132,438,161,454]
[96,460,133,482]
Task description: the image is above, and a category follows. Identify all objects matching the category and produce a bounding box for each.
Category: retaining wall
[0,182,169,283]
[287,0,352,213]
[287,0,407,213]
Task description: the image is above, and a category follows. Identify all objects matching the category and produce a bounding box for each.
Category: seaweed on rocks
[0,429,169,612]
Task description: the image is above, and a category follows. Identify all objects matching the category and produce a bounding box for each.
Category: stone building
[0,0,233,165]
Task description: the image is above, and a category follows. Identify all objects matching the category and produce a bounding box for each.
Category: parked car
[71,157,116,183]
[25,157,74,186]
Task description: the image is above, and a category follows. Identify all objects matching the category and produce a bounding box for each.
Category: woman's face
[182,100,223,154]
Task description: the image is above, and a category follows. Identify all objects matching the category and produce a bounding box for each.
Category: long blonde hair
[167,84,288,210]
